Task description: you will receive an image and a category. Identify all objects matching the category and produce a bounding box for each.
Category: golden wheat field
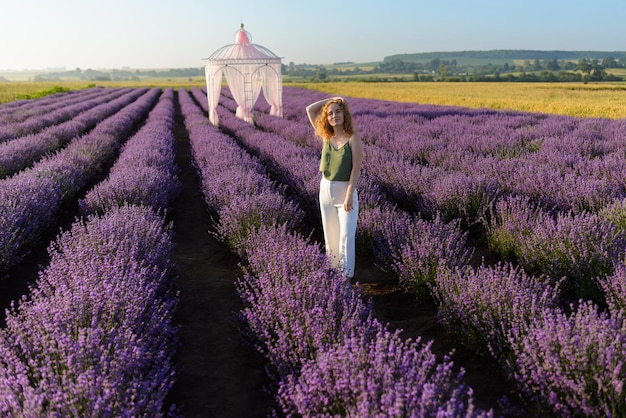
[3,80,626,119]
[299,81,626,119]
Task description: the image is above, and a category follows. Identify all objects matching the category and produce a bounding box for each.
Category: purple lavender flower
[508,302,626,417]
[0,205,178,416]
[433,261,560,362]
[278,327,492,418]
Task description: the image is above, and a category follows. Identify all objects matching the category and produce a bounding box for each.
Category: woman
[306,96,363,280]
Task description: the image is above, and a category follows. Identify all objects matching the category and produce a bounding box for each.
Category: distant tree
[543,59,560,71]
[429,58,440,72]
[532,59,542,71]
[558,71,583,82]
[601,56,620,68]
[439,65,448,79]
[590,64,607,81]
[315,67,327,81]
[577,58,593,75]
[562,61,577,71]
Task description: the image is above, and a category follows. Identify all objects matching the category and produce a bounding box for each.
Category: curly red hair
[313,98,354,142]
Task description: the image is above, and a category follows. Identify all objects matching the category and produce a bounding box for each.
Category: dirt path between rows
[167,95,276,417]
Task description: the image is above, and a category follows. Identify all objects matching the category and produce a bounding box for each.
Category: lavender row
[432,259,626,416]
[178,87,303,253]
[0,87,183,414]
[240,225,488,417]
[0,87,104,123]
[0,87,123,142]
[486,194,626,304]
[0,88,160,273]
[80,87,181,215]
[0,204,178,416]
[0,88,147,179]
[182,88,489,417]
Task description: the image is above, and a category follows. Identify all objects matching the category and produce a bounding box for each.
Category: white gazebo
[203,23,283,125]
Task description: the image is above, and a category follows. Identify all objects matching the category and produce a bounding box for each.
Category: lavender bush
[599,196,626,232]
[384,213,473,298]
[432,261,560,362]
[0,205,178,416]
[486,194,626,302]
[80,88,180,215]
[0,88,159,273]
[237,225,374,378]
[508,302,626,417]
[0,88,143,179]
[278,326,490,418]
[178,87,304,254]
[599,261,626,313]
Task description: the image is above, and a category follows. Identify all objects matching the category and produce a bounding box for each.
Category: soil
[167,104,276,417]
[0,92,535,417]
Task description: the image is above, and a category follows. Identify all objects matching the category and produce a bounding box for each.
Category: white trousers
[319,177,359,278]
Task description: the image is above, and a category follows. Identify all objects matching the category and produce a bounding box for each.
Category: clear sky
[1,0,625,70]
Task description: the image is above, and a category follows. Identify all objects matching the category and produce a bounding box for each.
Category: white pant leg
[338,189,358,278]
[319,178,358,277]
[319,177,341,268]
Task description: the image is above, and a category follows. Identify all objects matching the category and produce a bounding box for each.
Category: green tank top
[320,141,352,181]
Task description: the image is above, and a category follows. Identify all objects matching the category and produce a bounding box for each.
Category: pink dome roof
[207,23,281,61]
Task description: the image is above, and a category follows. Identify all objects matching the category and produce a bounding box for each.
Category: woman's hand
[343,196,354,212]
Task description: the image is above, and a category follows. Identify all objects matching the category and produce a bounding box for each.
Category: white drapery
[204,24,283,125]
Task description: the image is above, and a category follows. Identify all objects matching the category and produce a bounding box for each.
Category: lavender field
[1,85,626,417]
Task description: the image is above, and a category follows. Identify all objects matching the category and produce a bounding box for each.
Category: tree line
[20,53,626,84]
[30,68,203,82]
[284,55,626,83]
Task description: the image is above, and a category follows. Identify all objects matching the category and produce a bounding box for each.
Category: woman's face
[326,103,344,128]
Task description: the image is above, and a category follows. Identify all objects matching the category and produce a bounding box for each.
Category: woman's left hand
[343,198,353,212]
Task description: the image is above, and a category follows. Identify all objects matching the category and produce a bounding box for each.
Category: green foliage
[599,198,626,232]
[16,85,70,100]
[285,50,626,83]
[385,50,626,64]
